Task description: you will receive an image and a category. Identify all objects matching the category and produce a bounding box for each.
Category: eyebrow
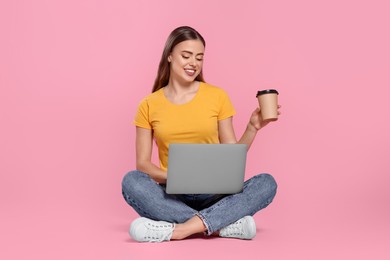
[181,50,204,56]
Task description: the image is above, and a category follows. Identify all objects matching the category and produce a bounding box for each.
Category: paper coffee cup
[256,89,279,121]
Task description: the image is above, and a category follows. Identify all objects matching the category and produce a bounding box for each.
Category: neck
[166,79,199,95]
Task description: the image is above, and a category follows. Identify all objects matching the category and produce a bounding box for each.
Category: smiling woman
[152,26,206,93]
[121,26,280,243]
[166,40,205,91]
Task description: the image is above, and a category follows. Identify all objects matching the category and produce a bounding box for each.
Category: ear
[167,55,172,63]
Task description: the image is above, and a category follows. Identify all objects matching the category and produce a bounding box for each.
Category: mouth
[184,68,196,76]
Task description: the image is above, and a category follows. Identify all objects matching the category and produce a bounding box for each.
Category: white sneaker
[219,216,256,239]
[129,217,175,242]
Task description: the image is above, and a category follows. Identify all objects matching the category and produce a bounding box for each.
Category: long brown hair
[152,26,206,93]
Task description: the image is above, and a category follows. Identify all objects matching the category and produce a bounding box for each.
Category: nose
[188,59,196,66]
[188,56,197,66]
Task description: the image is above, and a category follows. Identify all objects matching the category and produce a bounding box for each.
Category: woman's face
[168,39,204,84]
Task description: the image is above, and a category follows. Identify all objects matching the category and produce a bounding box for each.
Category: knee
[121,170,146,195]
[256,173,278,196]
[264,173,277,190]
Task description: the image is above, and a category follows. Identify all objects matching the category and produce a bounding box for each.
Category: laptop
[166,144,247,194]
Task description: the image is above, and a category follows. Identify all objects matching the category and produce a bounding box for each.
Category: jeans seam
[198,195,234,234]
[196,212,212,235]
[248,184,277,216]
[122,191,152,219]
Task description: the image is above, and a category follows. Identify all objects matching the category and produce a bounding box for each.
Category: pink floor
[2,183,389,260]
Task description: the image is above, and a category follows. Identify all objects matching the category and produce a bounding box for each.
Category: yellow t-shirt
[134,82,236,171]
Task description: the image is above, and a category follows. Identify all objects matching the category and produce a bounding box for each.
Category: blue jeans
[122,170,277,235]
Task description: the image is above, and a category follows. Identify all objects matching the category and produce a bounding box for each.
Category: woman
[122,26,280,242]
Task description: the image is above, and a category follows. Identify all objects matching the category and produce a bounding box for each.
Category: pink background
[1,0,389,259]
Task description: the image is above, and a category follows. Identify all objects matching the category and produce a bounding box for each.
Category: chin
[181,76,197,83]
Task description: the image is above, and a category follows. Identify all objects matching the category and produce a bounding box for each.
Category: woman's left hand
[248,105,281,131]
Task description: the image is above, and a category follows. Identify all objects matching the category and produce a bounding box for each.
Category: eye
[196,57,203,61]
[182,55,190,59]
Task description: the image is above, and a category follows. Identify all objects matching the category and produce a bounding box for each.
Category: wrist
[247,122,260,132]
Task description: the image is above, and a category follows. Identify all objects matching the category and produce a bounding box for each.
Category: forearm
[136,161,167,184]
[237,123,258,151]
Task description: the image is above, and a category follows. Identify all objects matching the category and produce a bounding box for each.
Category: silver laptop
[166,144,247,194]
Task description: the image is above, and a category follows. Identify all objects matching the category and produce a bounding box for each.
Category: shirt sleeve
[217,89,236,120]
[133,98,153,129]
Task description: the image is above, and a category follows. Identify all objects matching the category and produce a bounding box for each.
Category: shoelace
[144,222,174,242]
[223,220,245,236]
